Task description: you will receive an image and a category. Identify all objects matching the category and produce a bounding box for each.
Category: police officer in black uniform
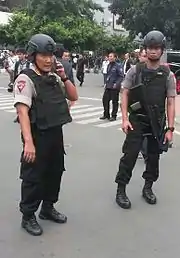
[115,31,176,209]
[14,34,78,235]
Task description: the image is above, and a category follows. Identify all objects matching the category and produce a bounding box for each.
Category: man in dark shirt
[100,52,124,121]
[55,48,75,84]
[61,50,75,84]
[76,54,85,86]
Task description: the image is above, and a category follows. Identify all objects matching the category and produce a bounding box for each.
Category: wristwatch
[61,77,69,83]
[167,127,175,132]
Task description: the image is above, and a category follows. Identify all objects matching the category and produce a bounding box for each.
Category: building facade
[94,0,128,36]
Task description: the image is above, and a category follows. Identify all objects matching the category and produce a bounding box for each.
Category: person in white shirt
[102,56,109,86]
[123,53,132,75]
[4,50,19,89]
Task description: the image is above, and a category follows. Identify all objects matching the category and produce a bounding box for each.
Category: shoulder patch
[17,80,26,92]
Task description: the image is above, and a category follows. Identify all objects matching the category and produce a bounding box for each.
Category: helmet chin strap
[33,61,49,76]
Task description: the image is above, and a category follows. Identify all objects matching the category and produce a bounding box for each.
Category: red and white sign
[17,80,26,92]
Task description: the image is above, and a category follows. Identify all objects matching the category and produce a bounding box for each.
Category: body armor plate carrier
[21,69,72,130]
[128,63,170,115]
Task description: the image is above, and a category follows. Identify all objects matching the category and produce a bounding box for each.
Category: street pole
[100,18,107,57]
[26,0,30,15]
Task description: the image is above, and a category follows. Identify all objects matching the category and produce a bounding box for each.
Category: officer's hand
[56,61,66,78]
[122,119,133,134]
[24,141,36,163]
[164,131,173,144]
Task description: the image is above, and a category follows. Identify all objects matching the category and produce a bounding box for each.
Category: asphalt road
[0,72,180,258]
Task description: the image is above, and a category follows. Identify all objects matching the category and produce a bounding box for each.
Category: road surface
[0,72,180,258]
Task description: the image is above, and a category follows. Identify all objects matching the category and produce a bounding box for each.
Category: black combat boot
[99,115,110,120]
[21,215,43,236]
[142,180,157,204]
[116,184,131,209]
[109,117,116,122]
[39,203,67,223]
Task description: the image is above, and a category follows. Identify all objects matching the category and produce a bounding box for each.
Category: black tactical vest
[128,63,170,114]
[21,69,72,130]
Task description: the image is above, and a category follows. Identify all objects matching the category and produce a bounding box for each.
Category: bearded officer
[14,34,78,236]
[115,31,176,209]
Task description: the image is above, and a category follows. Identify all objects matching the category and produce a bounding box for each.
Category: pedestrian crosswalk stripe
[0,100,13,104]
[76,114,121,125]
[7,109,16,113]
[71,104,92,109]
[0,91,124,130]
[0,102,13,106]
[0,94,12,98]
[96,119,122,128]
[0,97,13,100]
[76,116,103,124]
[0,106,14,110]
[72,110,103,120]
[71,106,103,115]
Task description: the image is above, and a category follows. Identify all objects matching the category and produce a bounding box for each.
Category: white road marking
[76,117,103,124]
[0,99,14,103]
[7,109,16,113]
[0,106,14,110]
[175,130,180,135]
[0,90,179,135]
[72,111,103,120]
[96,119,122,128]
[0,102,14,106]
[71,106,103,114]
[71,104,93,109]
[0,96,13,100]
[79,97,102,101]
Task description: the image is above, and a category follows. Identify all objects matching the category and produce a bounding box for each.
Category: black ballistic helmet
[27,34,56,55]
[143,30,166,49]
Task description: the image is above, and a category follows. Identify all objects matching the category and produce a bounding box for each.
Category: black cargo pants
[115,114,160,185]
[102,88,119,118]
[20,125,65,217]
[76,70,84,84]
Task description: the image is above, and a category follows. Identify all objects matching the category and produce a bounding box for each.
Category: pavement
[0,72,180,258]
[175,95,180,124]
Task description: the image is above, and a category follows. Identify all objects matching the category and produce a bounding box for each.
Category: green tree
[0,11,105,51]
[60,16,104,50]
[101,34,135,55]
[109,0,180,48]
[29,0,103,23]
[0,12,36,45]
[0,6,134,53]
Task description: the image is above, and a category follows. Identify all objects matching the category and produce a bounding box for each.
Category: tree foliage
[109,0,180,48]
[29,0,103,22]
[0,11,106,50]
[0,0,135,53]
